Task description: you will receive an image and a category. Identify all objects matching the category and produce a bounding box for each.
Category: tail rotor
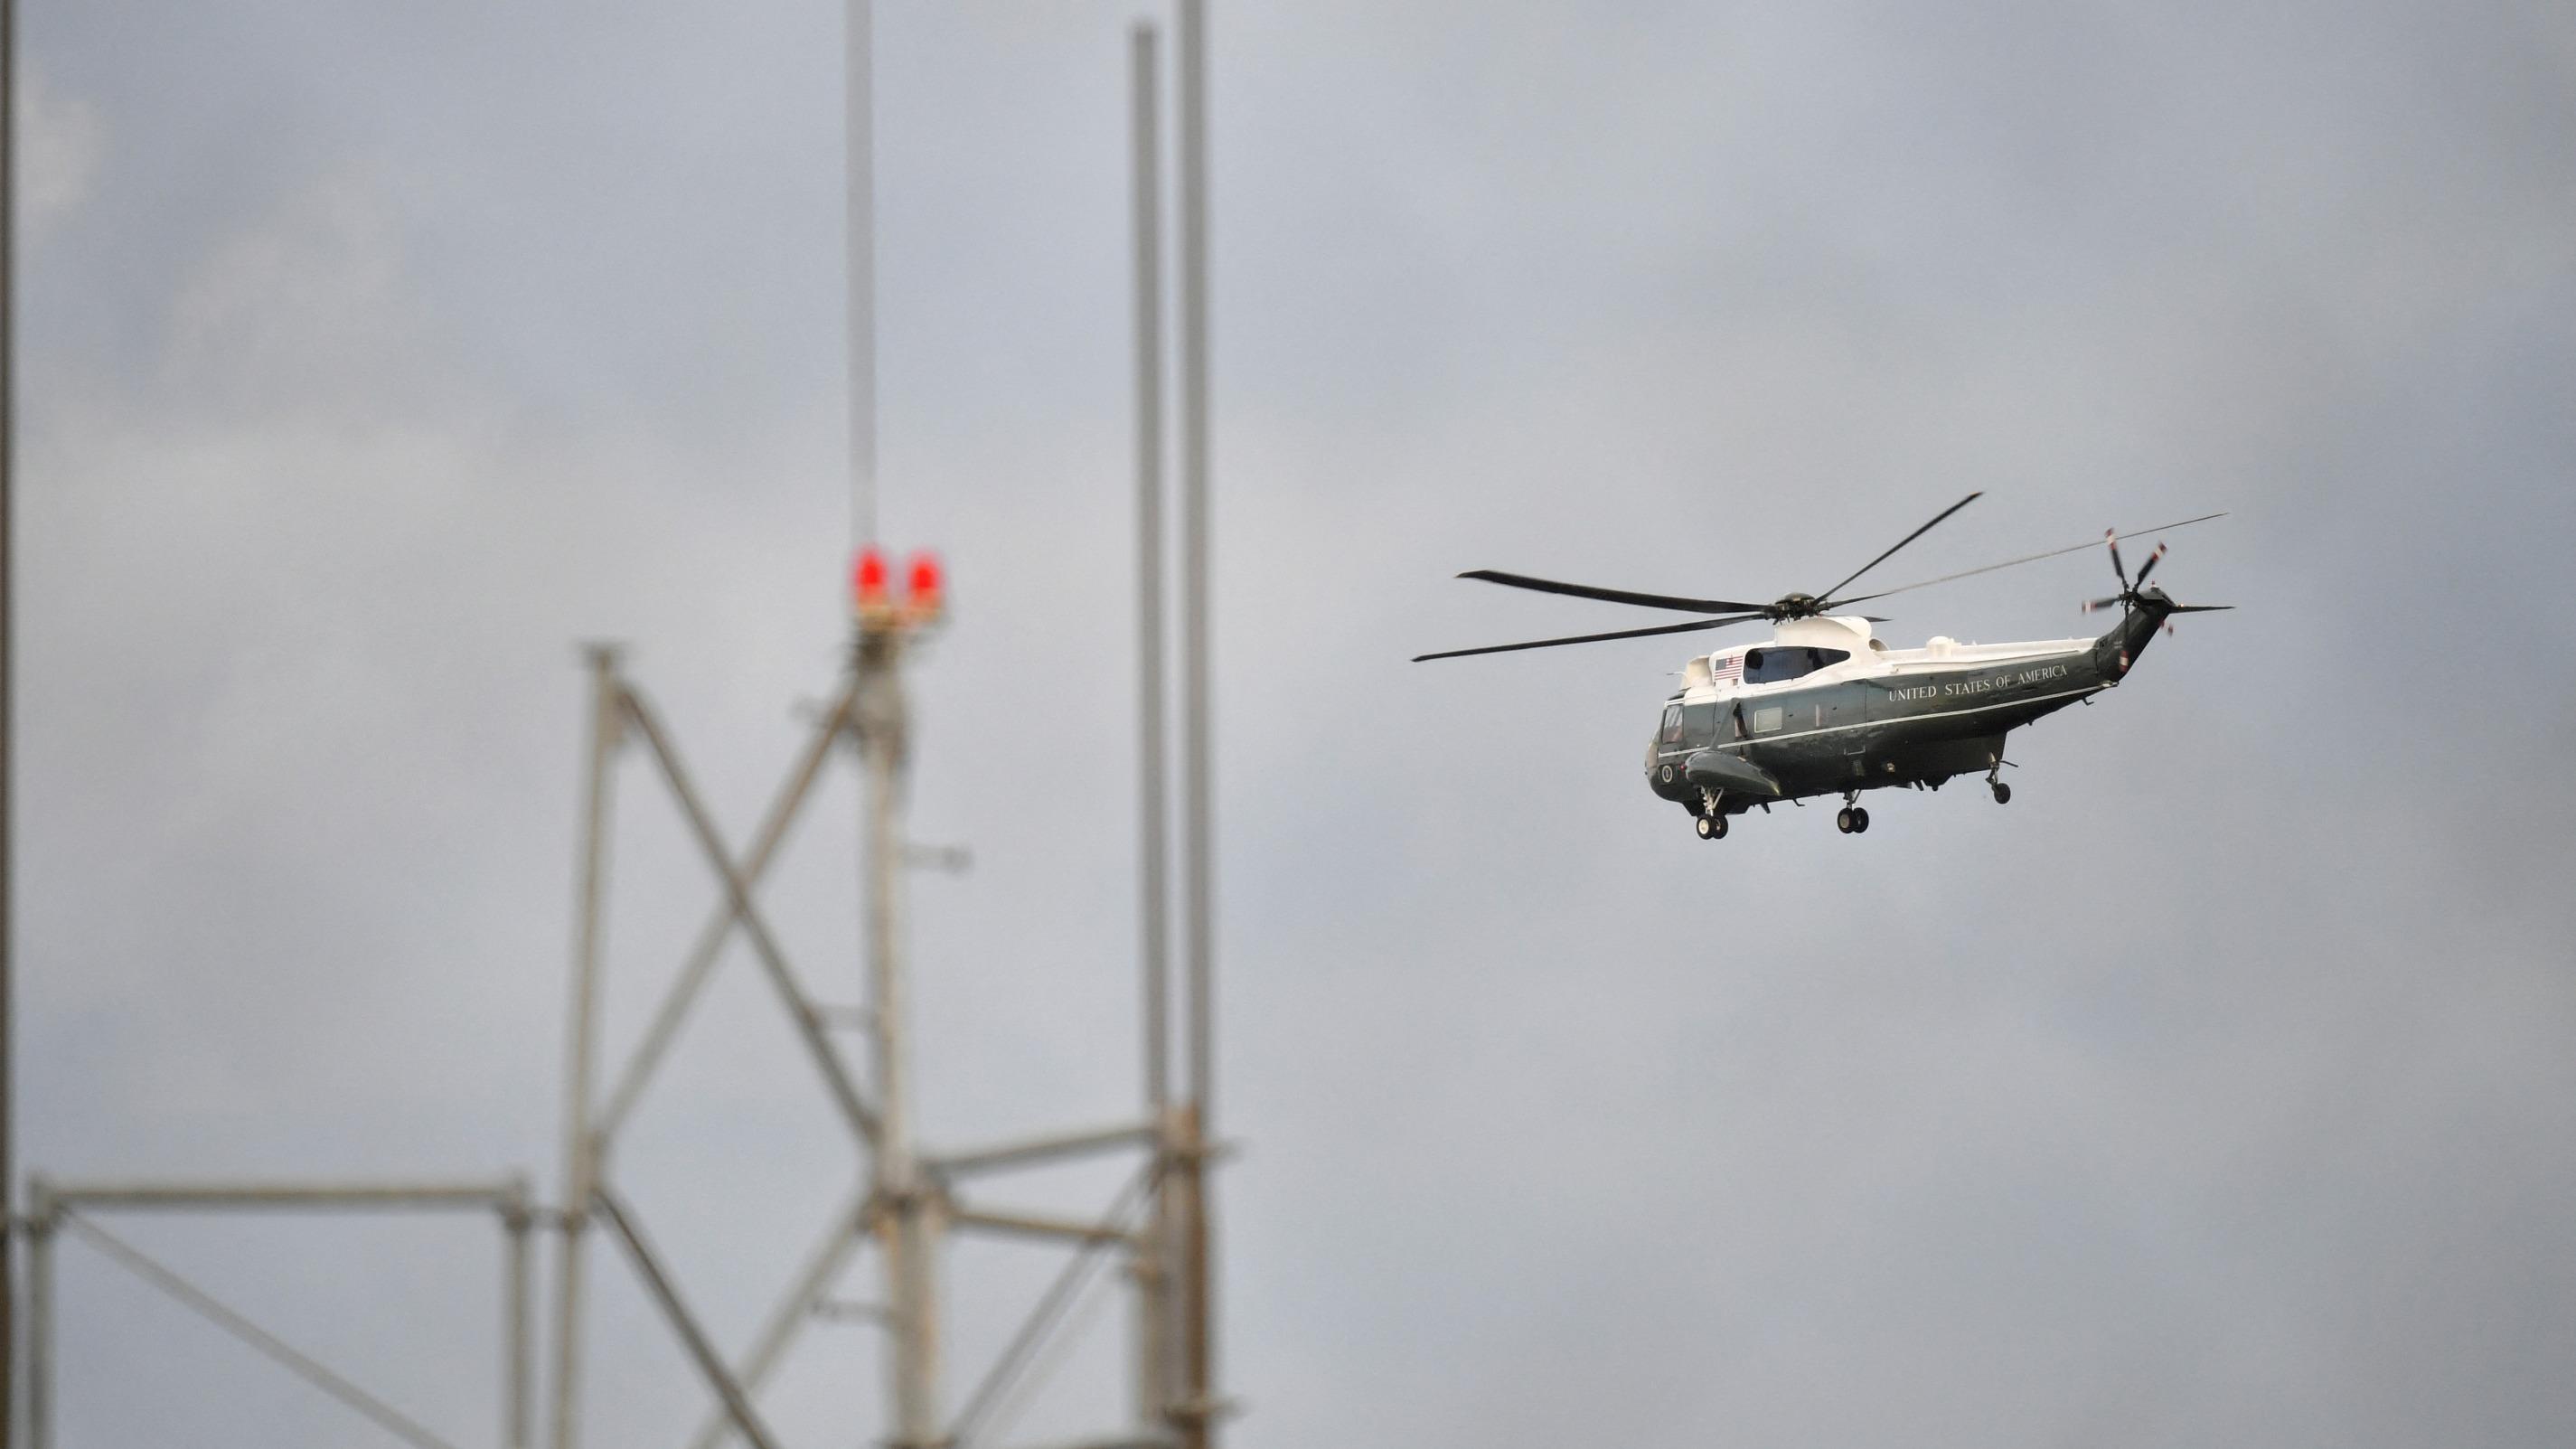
[2082,530,2230,631]
[2132,541,2165,588]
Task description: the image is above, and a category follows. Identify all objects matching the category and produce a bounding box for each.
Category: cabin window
[1679,701,1717,746]
[1751,706,1784,732]
[1742,646,1851,684]
[1659,704,1684,745]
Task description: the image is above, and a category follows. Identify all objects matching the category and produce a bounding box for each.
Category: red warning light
[906,551,944,616]
[853,547,890,610]
[852,545,943,630]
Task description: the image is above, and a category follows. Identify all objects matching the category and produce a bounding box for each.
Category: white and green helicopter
[1415,495,2230,840]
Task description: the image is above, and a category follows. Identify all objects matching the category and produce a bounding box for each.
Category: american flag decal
[1710,653,1743,683]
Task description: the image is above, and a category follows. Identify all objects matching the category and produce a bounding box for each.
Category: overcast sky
[17,2,2576,1446]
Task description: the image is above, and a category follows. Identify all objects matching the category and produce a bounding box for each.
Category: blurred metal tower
[4,5,1223,1444]
[542,13,1227,1444]
[545,542,1216,1449]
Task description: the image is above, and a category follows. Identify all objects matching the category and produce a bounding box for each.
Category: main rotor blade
[1816,491,1982,604]
[1455,569,1771,616]
[1411,612,1770,663]
[2167,604,2234,613]
[1831,513,2229,607]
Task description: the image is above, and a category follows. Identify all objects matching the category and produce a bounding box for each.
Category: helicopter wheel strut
[1696,813,1728,841]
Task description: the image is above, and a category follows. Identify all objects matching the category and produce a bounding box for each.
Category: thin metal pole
[926,1120,1155,1181]
[504,1182,533,1449]
[24,1187,44,1449]
[44,1181,522,1213]
[1175,5,1217,1444]
[1131,16,1170,1149]
[1,0,17,1435]
[1147,1102,1182,1437]
[846,0,876,548]
[1170,1105,1209,1449]
[990,1439,1172,1449]
[855,626,939,1448]
[1128,22,1177,1435]
[1177,0,1213,1128]
[552,645,622,1449]
[948,1206,1138,1249]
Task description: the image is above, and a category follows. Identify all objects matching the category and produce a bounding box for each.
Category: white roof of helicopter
[1717,615,1877,653]
[1677,614,2095,702]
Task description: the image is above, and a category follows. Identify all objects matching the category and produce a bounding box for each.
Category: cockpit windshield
[1659,701,1722,749]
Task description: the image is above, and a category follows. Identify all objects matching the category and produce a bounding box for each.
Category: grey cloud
[21,2,2576,1447]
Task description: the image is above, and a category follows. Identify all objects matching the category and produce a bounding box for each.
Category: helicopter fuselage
[1644,591,2176,817]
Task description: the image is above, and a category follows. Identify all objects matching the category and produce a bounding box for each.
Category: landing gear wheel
[1696,813,1727,841]
[1835,807,1855,834]
[1990,781,2012,804]
[1850,806,1870,833]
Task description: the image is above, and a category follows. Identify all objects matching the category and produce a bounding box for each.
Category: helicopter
[1413,494,2231,840]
